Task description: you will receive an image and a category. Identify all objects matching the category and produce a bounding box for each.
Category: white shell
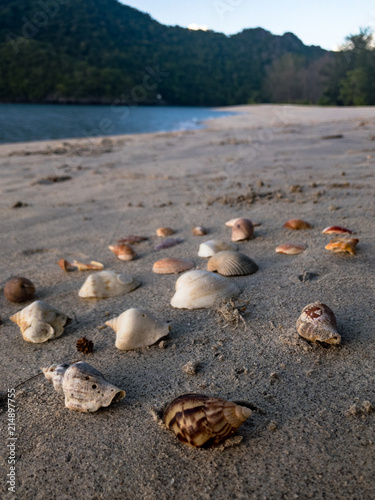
[9,300,70,343]
[198,240,238,258]
[170,270,240,309]
[43,362,125,412]
[105,308,171,350]
[78,270,140,298]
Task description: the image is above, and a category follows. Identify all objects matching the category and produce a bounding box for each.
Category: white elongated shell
[105,308,171,350]
[207,251,258,276]
[78,270,140,298]
[198,240,238,258]
[42,362,125,412]
[9,300,70,343]
[171,270,240,309]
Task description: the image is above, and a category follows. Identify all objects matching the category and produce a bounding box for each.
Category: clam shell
[207,251,258,276]
[322,226,352,235]
[42,362,125,412]
[296,302,341,345]
[108,243,136,261]
[275,243,306,255]
[10,300,70,343]
[78,270,140,298]
[4,276,36,303]
[156,227,175,237]
[192,226,207,236]
[229,218,254,241]
[152,258,195,274]
[325,237,358,255]
[105,308,170,350]
[198,240,237,258]
[170,270,240,309]
[163,393,252,447]
[283,219,312,230]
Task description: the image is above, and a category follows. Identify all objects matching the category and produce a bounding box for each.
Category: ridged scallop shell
[207,251,258,276]
[283,219,312,230]
[152,258,195,274]
[170,270,240,309]
[156,227,175,237]
[163,393,252,447]
[296,302,341,345]
[229,218,254,241]
[325,237,358,255]
[108,243,136,261]
[275,243,306,255]
[42,362,125,412]
[198,240,237,258]
[10,300,70,343]
[78,270,140,298]
[105,308,170,350]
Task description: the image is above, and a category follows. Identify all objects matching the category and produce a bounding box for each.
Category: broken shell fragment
[207,251,258,276]
[325,237,358,255]
[78,270,140,298]
[108,243,137,261]
[152,258,194,274]
[73,260,104,271]
[170,270,240,309]
[296,302,341,345]
[105,308,170,350]
[163,393,252,447]
[42,361,125,412]
[4,277,36,303]
[198,240,237,258]
[229,218,254,241]
[10,300,71,343]
[156,227,175,237]
[275,243,306,255]
[283,219,312,230]
[322,226,353,235]
[192,225,207,236]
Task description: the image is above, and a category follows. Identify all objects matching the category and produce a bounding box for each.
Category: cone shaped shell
[296,302,341,345]
[163,393,252,447]
[207,251,258,276]
[42,362,125,412]
[198,240,237,258]
[105,308,170,351]
[78,270,140,298]
[10,300,70,343]
[230,218,254,241]
[152,258,195,274]
[170,270,240,309]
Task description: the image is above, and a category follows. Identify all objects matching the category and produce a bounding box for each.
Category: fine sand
[0,105,374,500]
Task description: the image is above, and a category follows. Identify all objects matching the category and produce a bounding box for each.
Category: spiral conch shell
[296,302,341,345]
[42,362,125,412]
[198,240,237,258]
[207,251,258,276]
[163,393,252,447]
[10,300,70,343]
[78,270,140,298]
[170,270,240,309]
[105,308,170,350]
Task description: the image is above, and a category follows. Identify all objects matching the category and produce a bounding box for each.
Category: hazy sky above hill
[121,0,375,50]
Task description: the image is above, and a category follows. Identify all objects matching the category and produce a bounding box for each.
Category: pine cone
[76,337,94,354]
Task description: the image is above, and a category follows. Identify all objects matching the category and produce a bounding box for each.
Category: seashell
[154,238,184,250]
[42,361,125,412]
[105,308,170,350]
[198,239,237,258]
[322,226,353,235]
[4,277,36,303]
[156,227,175,237]
[10,300,71,343]
[325,237,358,255]
[226,218,261,228]
[229,218,254,241]
[73,260,104,271]
[152,258,195,274]
[170,270,240,309]
[108,243,136,261]
[275,243,306,255]
[78,270,140,298]
[296,302,341,345]
[192,225,208,236]
[207,251,258,276]
[57,259,76,272]
[283,219,312,230]
[117,235,148,244]
[163,393,252,447]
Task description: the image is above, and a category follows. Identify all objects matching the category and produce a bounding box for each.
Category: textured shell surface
[152,258,195,274]
[170,270,240,309]
[42,362,125,412]
[296,302,341,344]
[207,251,258,276]
[163,393,252,447]
[230,218,254,241]
[78,270,140,298]
[198,240,238,258]
[9,300,70,343]
[283,219,312,230]
[105,308,171,350]
[275,243,306,255]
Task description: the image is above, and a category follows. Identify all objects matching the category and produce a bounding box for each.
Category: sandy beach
[0,105,374,499]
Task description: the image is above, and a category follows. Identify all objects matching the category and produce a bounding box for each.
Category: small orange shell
[283,219,312,230]
[57,259,76,272]
[152,258,194,274]
[322,226,352,235]
[108,243,137,261]
[275,243,306,255]
[230,218,254,241]
[325,238,358,255]
[192,226,207,236]
[156,227,175,237]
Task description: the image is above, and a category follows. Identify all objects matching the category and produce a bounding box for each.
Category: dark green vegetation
[0,0,374,105]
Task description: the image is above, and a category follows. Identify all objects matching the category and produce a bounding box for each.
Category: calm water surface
[0,104,236,144]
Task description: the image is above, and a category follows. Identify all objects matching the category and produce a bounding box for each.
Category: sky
[120,0,375,51]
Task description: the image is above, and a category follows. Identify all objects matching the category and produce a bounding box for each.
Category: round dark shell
[4,277,36,303]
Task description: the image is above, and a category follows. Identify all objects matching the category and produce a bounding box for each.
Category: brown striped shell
[283,219,312,230]
[275,243,306,255]
[163,393,252,447]
[296,302,341,345]
[230,218,254,241]
[207,251,258,276]
[152,258,194,274]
